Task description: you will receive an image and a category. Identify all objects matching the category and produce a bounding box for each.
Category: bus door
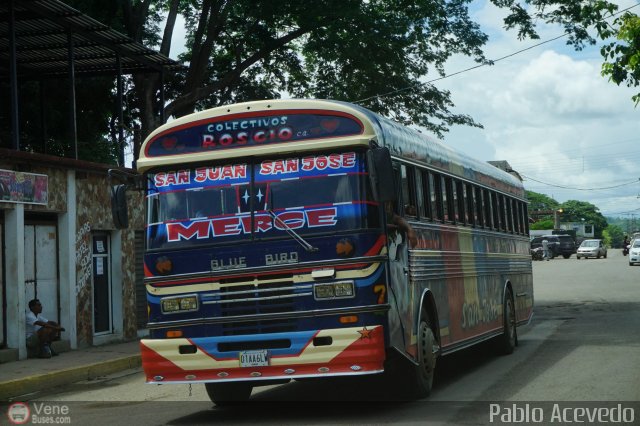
[385,166,411,353]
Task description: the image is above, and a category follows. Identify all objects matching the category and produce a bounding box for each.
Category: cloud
[438,1,640,217]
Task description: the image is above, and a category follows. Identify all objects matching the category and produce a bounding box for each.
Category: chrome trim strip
[146,304,390,329]
[203,284,313,298]
[203,292,313,304]
[145,255,388,285]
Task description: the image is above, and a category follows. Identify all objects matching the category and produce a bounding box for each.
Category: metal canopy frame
[1,0,181,162]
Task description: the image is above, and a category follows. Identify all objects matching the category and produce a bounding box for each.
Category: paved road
[34,250,640,424]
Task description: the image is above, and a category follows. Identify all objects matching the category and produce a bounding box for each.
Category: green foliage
[526,190,560,211]
[526,190,559,223]
[527,191,610,238]
[42,0,631,163]
[606,216,640,236]
[88,0,627,153]
[530,219,554,230]
[163,0,494,136]
[490,0,619,49]
[0,75,120,164]
[601,12,640,106]
[604,224,625,248]
[558,200,608,238]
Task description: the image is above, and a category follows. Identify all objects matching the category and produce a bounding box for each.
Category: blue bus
[113,99,533,404]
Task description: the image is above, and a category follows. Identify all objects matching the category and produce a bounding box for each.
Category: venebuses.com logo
[7,402,30,424]
[6,401,71,424]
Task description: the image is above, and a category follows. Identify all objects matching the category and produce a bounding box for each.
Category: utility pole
[554,209,563,230]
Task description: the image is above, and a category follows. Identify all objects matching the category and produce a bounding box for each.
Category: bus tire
[205,382,252,406]
[410,310,437,398]
[497,287,517,355]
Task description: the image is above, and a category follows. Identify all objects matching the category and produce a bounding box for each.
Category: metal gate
[24,223,59,323]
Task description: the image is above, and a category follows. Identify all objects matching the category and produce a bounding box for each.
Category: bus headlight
[314,281,355,300]
[161,295,199,314]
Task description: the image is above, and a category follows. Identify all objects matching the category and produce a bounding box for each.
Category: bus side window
[508,198,514,233]
[515,200,524,234]
[475,187,484,228]
[491,192,500,231]
[438,175,445,221]
[423,171,436,221]
[445,177,456,223]
[437,175,448,222]
[391,164,402,215]
[400,164,417,217]
[414,168,425,219]
[456,180,467,225]
[466,183,476,227]
[499,195,507,232]
[483,189,495,229]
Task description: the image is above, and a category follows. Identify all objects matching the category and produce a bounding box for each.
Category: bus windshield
[146,151,379,250]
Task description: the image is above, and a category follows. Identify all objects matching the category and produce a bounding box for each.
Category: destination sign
[145,112,363,157]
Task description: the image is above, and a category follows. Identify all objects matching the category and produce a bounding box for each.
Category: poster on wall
[0,169,48,205]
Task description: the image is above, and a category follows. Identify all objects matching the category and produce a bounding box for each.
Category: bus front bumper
[140,325,385,384]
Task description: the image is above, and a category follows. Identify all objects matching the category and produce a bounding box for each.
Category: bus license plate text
[239,350,269,367]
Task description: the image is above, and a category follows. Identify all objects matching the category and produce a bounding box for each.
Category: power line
[522,174,640,191]
[354,3,640,106]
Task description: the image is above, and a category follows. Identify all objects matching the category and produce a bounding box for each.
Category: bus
[112,99,533,404]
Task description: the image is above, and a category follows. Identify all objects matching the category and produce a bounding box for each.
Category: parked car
[576,239,607,259]
[629,239,640,266]
[530,236,560,259]
[555,234,577,259]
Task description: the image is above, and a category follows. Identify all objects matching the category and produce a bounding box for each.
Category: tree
[601,12,640,105]
[56,0,631,164]
[526,190,560,212]
[604,224,625,248]
[530,219,554,230]
[526,190,560,225]
[68,0,627,162]
[558,200,608,238]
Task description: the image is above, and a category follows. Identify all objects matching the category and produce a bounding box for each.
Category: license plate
[239,349,269,367]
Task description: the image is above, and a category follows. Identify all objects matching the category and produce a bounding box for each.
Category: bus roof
[137,99,524,198]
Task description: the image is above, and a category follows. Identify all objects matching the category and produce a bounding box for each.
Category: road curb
[0,355,141,401]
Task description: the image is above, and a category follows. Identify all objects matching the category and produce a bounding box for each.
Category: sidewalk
[0,340,141,401]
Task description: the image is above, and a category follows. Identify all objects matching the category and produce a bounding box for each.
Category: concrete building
[0,0,178,361]
[1,149,144,359]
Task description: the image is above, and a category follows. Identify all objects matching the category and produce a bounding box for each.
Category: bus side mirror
[367,147,396,203]
[111,184,129,229]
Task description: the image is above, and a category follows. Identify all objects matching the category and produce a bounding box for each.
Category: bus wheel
[205,382,252,406]
[411,311,437,398]
[497,288,517,355]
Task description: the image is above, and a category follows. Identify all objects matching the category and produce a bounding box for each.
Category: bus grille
[211,274,312,336]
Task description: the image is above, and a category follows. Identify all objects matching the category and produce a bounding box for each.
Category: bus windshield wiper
[268,210,319,252]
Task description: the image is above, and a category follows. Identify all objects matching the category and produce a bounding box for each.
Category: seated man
[26,298,65,358]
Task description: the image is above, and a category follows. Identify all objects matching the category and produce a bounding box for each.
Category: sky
[435,0,640,219]
[163,1,640,219]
